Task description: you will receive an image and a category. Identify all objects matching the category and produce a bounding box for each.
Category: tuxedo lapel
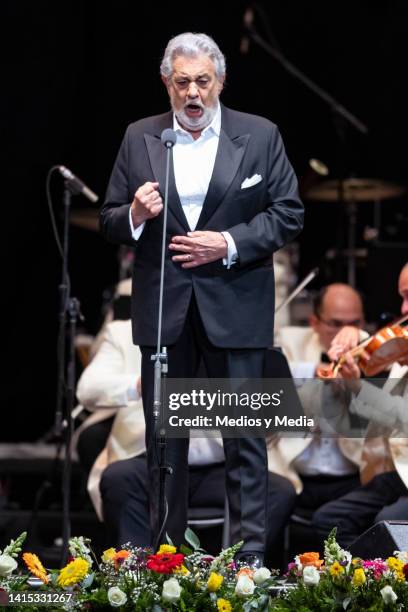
[196,128,249,230]
[144,106,249,232]
[144,124,190,232]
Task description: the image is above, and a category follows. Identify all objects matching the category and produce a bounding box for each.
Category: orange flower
[299,552,324,569]
[22,553,49,583]
[113,550,130,570]
[236,567,255,579]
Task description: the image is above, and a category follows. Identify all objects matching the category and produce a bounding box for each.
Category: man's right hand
[131,181,163,228]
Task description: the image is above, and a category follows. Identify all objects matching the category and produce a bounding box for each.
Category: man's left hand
[169,231,228,268]
[338,352,362,394]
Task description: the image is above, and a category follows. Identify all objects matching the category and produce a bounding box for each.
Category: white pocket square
[241,174,263,189]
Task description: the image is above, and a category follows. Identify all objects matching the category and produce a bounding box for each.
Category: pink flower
[362,559,388,579]
[284,562,300,578]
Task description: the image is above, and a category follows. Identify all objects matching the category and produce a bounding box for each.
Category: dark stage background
[6,1,408,440]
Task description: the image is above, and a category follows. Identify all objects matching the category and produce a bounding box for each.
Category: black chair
[187,497,230,550]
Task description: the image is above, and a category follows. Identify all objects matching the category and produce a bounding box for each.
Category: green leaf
[179,598,187,611]
[184,528,200,550]
[180,544,193,556]
[343,597,351,609]
[165,532,174,547]
[81,572,94,589]
[258,594,269,608]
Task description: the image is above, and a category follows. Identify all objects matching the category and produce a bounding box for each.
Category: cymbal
[306,178,405,202]
[70,209,99,232]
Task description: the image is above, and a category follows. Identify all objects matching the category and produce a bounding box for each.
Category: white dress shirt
[188,433,225,466]
[292,437,358,477]
[129,104,237,266]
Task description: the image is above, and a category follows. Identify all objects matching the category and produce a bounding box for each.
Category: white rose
[107,586,127,608]
[303,565,320,586]
[235,574,255,596]
[380,585,398,604]
[0,554,18,576]
[162,577,182,603]
[253,567,271,584]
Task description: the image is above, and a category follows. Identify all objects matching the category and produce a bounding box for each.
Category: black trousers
[100,456,297,557]
[376,495,408,521]
[140,296,268,553]
[298,474,361,511]
[312,471,408,547]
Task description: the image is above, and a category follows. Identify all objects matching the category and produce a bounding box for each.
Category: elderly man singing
[100,32,304,566]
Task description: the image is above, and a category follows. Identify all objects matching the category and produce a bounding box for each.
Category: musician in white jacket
[313,262,408,546]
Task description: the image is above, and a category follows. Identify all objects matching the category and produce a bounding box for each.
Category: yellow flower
[57,558,90,587]
[329,561,345,577]
[387,556,404,573]
[396,569,405,582]
[22,553,49,584]
[174,564,190,576]
[158,544,177,554]
[102,547,116,563]
[217,599,232,612]
[352,558,361,566]
[207,571,224,592]
[352,568,366,586]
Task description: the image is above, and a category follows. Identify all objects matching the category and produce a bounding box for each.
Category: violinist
[312,262,408,548]
[279,283,365,379]
[266,285,367,545]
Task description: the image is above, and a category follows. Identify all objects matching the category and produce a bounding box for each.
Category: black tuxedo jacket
[100,105,304,348]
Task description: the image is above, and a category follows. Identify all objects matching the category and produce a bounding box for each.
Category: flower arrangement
[1,528,408,610]
[0,529,277,611]
[271,528,408,611]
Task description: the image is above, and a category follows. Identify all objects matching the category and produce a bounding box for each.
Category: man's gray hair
[160,32,226,81]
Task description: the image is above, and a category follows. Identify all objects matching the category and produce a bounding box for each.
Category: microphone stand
[245,10,369,286]
[55,183,84,566]
[245,19,368,135]
[152,133,175,549]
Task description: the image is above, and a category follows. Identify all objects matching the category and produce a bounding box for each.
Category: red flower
[0,592,8,606]
[147,552,185,574]
[403,563,408,579]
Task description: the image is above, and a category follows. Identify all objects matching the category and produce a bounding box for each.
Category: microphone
[58,166,99,203]
[161,129,177,149]
[240,7,254,54]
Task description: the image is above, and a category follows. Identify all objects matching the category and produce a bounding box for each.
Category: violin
[317,314,408,379]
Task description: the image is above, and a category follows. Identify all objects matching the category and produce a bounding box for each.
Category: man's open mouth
[185,103,203,117]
